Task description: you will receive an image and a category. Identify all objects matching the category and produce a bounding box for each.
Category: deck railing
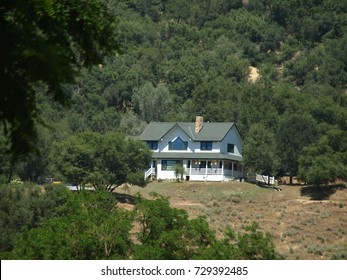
[144,167,155,179]
[224,169,243,178]
[190,168,222,175]
[188,168,242,177]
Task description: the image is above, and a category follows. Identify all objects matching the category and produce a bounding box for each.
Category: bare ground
[115,181,347,260]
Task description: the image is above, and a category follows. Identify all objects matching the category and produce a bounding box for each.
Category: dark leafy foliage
[133,193,281,260]
[49,131,152,190]
[0,0,118,157]
[2,188,281,260]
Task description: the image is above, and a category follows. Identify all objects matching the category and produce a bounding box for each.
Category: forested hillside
[1,0,346,185]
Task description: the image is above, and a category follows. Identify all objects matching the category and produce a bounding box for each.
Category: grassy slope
[115,181,347,260]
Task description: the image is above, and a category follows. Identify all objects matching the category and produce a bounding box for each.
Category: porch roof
[151,152,242,162]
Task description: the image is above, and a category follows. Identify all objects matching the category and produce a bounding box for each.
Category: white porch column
[232,161,234,177]
[221,160,224,181]
[205,160,208,181]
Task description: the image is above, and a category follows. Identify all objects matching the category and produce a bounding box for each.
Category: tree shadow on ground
[113,192,136,205]
[300,184,346,200]
[256,181,283,191]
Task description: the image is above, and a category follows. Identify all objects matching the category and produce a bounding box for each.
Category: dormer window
[227,143,235,153]
[201,141,212,150]
[169,137,188,150]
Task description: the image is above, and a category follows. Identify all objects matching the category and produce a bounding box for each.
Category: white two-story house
[140,116,244,182]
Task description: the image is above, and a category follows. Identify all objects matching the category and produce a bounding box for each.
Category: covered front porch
[187,159,243,181]
[146,152,244,182]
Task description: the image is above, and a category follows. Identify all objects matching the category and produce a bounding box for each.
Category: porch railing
[188,168,242,177]
[224,169,243,178]
[144,167,155,179]
[190,168,222,175]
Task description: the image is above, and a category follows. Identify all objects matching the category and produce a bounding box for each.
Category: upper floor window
[169,137,188,150]
[200,141,212,150]
[146,141,158,150]
[227,143,235,153]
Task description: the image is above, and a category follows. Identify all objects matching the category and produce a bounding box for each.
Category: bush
[10,190,133,260]
[5,188,281,260]
[0,183,70,254]
[133,193,281,260]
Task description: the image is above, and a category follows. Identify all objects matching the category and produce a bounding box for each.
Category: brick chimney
[195,116,204,133]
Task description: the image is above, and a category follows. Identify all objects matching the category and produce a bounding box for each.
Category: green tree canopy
[133,82,172,123]
[0,0,118,157]
[49,131,152,190]
[298,136,347,186]
[6,189,281,260]
[243,123,279,184]
[133,193,281,260]
[11,190,133,260]
[276,114,320,182]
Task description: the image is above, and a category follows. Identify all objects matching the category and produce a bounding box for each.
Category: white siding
[191,141,221,153]
[156,160,174,180]
[151,124,244,181]
[158,126,192,152]
[158,125,223,153]
[219,126,242,156]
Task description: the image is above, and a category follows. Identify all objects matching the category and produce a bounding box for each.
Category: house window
[227,143,235,153]
[161,160,181,171]
[146,141,158,150]
[169,137,188,150]
[200,141,212,150]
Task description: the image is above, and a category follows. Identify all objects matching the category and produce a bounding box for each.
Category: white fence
[256,174,277,185]
[247,174,277,185]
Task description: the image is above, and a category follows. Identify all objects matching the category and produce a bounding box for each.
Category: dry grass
[115,181,347,260]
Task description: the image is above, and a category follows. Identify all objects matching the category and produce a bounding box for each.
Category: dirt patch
[117,203,135,211]
[294,198,331,204]
[248,66,260,83]
[171,200,203,206]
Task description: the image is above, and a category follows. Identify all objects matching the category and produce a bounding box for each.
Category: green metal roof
[140,122,235,142]
[140,122,176,141]
[151,152,242,161]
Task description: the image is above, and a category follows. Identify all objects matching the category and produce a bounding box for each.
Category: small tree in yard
[173,164,185,182]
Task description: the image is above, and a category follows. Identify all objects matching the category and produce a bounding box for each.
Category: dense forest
[2,0,346,186]
[0,0,346,260]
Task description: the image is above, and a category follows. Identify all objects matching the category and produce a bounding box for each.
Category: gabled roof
[139,122,236,142]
